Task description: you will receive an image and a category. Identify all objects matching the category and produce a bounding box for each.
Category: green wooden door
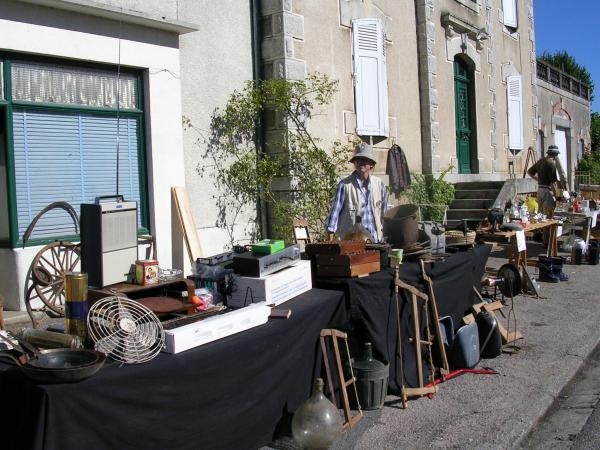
[454,60,471,174]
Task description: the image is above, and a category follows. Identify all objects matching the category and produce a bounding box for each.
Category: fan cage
[87,296,165,364]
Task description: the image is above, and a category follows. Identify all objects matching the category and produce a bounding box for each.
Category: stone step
[446,209,488,221]
[450,198,495,210]
[454,189,502,200]
[454,181,505,190]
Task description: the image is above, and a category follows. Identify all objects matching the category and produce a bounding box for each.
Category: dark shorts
[537,187,556,215]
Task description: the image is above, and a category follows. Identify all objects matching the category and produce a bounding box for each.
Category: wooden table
[88,277,196,305]
[478,219,559,267]
[554,210,598,246]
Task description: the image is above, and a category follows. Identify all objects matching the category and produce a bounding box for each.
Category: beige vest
[336,174,385,241]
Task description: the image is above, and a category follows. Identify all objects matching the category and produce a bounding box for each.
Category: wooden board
[171,186,204,263]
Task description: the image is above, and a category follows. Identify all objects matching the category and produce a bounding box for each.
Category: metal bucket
[383,204,419,250]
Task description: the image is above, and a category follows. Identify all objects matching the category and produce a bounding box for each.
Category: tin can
[20,328,84,349]
[135,259,159,285]
[64,272,89,342]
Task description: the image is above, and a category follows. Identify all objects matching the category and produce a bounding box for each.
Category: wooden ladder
[419,260,450,380]
[394,268,437,409]
[319,329,363,431]
[522,146,537,178]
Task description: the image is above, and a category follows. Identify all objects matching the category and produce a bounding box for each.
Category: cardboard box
[162,302,270,354]
[229,260,312,308]
[135,259,159,285]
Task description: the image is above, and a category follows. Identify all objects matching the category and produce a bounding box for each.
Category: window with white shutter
[502,0,518,29]
[352,18,388,137]
[507,75,524,151]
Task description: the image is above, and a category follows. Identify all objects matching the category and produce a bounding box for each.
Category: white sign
[515,230,527,252]
[557,225,563,237]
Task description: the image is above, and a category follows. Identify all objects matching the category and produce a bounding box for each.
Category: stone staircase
[445,181,506,229]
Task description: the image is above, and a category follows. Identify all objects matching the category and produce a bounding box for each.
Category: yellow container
[64,272,89,342]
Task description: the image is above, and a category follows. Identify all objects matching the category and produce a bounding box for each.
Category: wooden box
[304,240,366,256]
[315,251,380,277]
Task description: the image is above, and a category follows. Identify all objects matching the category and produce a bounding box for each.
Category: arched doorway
[453,57,476,174]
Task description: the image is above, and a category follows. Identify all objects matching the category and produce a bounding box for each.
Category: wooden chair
[292,218,311,246]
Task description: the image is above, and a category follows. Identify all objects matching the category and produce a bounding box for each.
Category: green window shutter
[13,109,143,241]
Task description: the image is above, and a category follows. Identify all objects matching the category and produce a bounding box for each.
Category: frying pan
[0,348,106,383]
[0,333,106,383]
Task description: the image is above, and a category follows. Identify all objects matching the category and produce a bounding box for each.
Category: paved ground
[265,242,600,450]
[4,240,600,450]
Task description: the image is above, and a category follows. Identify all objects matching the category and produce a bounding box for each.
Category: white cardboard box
[229,259,312,308]
[162,302,270,354]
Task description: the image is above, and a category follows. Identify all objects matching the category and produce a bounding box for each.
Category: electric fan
[87,296,164,364]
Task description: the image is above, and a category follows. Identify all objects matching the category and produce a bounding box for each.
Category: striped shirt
[326,172,388,242]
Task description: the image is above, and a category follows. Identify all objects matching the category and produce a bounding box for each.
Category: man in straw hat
[527,144,560,218]
[326,142,388,242]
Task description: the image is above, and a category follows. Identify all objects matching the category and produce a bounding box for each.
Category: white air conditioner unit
[81,197,138,288]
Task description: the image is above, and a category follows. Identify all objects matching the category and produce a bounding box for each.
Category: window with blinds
[2,57,146,246]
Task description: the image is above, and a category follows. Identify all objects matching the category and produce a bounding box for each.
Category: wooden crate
[305,241,366,256]
[315,251,380,277]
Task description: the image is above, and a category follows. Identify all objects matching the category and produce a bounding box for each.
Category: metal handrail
[413,203,449,225]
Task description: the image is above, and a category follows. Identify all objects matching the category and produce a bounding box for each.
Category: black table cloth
[314,244,492,391]
[0,288,346,450]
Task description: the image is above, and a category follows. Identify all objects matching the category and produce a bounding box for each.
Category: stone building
[535,58,592,190]
[0,0,590,311]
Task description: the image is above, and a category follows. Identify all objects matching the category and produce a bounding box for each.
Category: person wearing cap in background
[527,144,560,218]
[325,142,388,242]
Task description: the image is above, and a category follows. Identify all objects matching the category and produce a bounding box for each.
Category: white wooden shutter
[502,0,518,28]
[506,75,524,150]
[352,18,388,137]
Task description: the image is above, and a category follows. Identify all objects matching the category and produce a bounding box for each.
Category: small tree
[591,112,600,153]
[539,50,595,102]
[185,72,352,247]
[403,166,455,221]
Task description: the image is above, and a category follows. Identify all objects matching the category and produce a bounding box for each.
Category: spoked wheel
[31,241,81,316]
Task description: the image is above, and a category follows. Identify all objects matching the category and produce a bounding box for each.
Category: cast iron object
[0,348,106,383]
[496,264,521,297]
[383,204,419,250]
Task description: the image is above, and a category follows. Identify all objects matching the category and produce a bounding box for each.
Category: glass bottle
[352,342,389,410]
[342,215,372,242]
[291,378,344,450]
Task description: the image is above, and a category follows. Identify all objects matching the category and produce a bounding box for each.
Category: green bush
[404,166,455,221]
[578,150,600,185]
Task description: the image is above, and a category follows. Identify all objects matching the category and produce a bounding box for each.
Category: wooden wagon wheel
[32,241,81,316]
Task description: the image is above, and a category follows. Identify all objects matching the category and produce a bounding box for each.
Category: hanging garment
[386,144,411,196]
